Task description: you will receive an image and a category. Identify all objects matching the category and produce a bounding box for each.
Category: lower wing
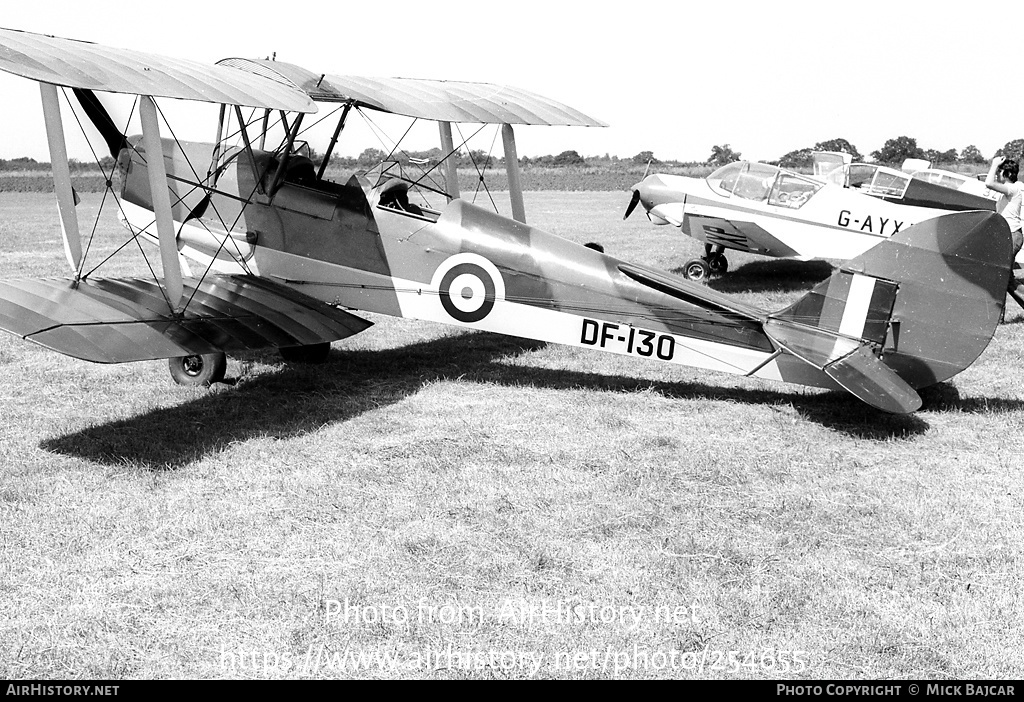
[0,275,372,363]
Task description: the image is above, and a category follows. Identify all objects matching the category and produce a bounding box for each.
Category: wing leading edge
[0,275,371,363]
[0,27,316,112]
[217,58,606,127]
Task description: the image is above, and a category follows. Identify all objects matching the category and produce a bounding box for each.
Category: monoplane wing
[217,58,604,126]
[0,27,315,112]
[687,215,801,258]
[0,275,371,363]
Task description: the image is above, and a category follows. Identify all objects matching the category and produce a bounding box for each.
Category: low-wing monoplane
[811,152,996,211]
[625,155,994,280]
[910,166,998,201]
[0,28,1014,415]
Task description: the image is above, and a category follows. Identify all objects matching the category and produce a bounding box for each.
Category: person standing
[986,156,1024,314]
[986,156,1023,253]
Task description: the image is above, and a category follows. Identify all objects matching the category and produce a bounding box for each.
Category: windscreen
[707,162,780,202]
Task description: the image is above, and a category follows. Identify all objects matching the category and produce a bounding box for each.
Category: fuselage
[636,170,966,261]
[115,137,839,392]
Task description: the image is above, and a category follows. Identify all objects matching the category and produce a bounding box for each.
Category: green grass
[0,192,1021,679]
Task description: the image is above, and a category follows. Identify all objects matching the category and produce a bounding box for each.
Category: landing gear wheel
[169,352,227,387]
[707,253,729,276]
[279,342,332,364]
[683,258,711,282]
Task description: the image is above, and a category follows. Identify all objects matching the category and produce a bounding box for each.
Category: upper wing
[0,27,315,112]
[217,58,605,127]
[0,275,371,363]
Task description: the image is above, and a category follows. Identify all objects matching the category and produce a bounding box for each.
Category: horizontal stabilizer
[0,275,371,363]
[763,318,920,413]
[823,345,922,414]
[767,210,1012,402]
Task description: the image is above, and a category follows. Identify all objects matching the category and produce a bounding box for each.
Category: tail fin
[764,210,1011,413]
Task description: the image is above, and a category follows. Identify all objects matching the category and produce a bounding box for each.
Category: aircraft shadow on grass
[675,259,838,295]
[42,328,1022,470]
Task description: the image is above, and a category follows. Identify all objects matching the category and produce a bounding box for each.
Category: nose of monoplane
[623,174,667,220]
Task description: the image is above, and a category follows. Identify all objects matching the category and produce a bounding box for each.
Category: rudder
[771,210,1011,394]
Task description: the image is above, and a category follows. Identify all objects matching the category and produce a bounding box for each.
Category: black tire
[279,342,331,364]
[169,353,227,387]
[708,253,729,276]
[683,258,710,282]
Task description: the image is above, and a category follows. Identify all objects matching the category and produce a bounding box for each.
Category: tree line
[713,137,1024,169]
[0,156,116,172]
[322,139,1024,170]
[7,136,1022,174]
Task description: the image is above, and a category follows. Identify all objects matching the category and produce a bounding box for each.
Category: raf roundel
[431,253,505,324]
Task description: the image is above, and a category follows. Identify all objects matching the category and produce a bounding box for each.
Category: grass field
[0,191,1021,679]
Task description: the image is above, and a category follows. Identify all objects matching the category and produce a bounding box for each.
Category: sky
[0,1,1020,164]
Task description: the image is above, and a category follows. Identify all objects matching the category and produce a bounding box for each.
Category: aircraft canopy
[845,164,912,198]
[707,162,823,210]
[913,169,997,200]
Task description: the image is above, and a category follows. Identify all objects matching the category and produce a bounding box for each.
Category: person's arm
[986,156,1013,195]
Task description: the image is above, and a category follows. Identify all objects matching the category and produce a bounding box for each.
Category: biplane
[0,28,1014,415]
[624,155,995,281]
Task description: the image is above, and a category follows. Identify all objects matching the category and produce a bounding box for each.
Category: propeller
[623,188,642,220]
[623,158,654,220]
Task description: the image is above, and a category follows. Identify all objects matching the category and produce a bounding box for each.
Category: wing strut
[317,103,352,181]
[501,123,526,223]
[209,104,227,187]
[233,106,265,194]
[39,83,83,273]
[269,112,304,196]
[139,95,184,312]
[439,121,461,202]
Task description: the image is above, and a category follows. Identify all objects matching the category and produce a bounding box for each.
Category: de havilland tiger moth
[0,27,1014,415]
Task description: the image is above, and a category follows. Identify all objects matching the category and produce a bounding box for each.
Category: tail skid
[765,210,1011,413]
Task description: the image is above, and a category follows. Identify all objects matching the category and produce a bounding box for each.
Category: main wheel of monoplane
[708,254,729,276]
[279,342,332,364]
[168,353,227,387]
[683,258,711,282]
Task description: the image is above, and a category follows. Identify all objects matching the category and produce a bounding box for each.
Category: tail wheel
[683,258,711,282]
[708,253,729,276]
[279,342,331,364]
[169,353,227,387]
